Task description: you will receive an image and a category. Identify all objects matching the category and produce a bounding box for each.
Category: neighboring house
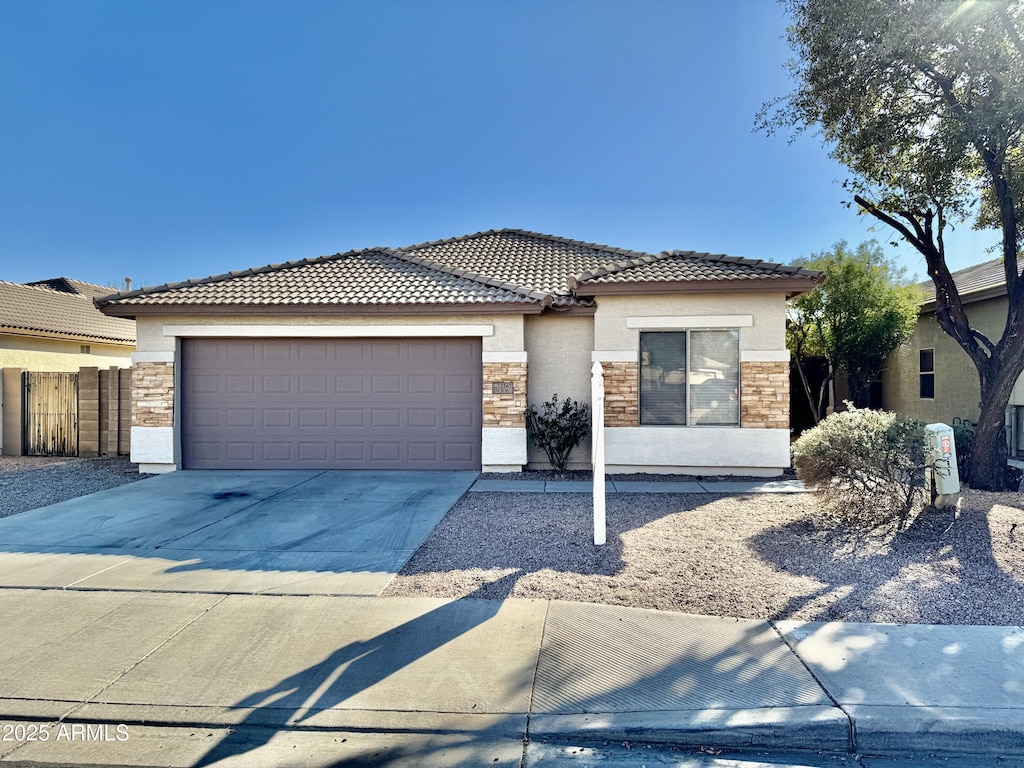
[0,278,136,458]
[97,229,821,475]
[882,258,1024,457]
[0,278,136,371]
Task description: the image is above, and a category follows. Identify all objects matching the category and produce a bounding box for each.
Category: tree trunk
[968,355,1023,491]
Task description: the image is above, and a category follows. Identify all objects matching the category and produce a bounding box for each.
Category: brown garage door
[181,338,482,470]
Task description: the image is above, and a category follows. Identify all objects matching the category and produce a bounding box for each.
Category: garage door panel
[335,409,365,427]
[226,341,259,360]
[336,375,365,394]
[182,338,481,469]
[299,409,329,428]
[408,409,437,428]
[444,375,475,394]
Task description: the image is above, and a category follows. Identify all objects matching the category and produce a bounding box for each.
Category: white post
[591,361,606,546]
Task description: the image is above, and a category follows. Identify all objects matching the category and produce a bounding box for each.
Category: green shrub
[526,394,591,474]
[792,404,926,529]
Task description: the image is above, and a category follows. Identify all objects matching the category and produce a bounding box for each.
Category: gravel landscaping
[0,456,145,518]
[384,487,1024,625]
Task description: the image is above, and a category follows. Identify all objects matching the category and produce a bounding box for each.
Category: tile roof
[570,249,818,288]
[919,257,1010,304]
[26,277,119,301]
[98,229,823,313]
[100,249,544,308]
[0,280,136,343]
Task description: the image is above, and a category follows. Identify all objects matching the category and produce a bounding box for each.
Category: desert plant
[792,404,926,529]
[525,394,591,474]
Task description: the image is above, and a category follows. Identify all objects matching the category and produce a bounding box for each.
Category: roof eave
[577,277,823,297]
[920,283,1008,313]
[98,301,545,319]
[0,326,136,346]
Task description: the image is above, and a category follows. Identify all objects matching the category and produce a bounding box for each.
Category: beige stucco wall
[524,314,594,469]
[593,293,787,352]
[0,334,132,372]
[133,313,525,355]
[882,296,1022,423]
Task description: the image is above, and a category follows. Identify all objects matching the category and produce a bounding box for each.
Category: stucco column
[1,368,25,457]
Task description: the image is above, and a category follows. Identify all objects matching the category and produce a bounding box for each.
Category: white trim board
[626,315,753,329]
[162,324,495,338]
[592,351,637,363]
[482,351,528,363]
[740,350,790,363]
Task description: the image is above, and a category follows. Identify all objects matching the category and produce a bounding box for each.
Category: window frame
[638,328,741,428]
[919,348,935,400]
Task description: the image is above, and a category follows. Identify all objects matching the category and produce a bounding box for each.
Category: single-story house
[882,257,1024,457]
[97,229,822,475]
[0,278,136,371]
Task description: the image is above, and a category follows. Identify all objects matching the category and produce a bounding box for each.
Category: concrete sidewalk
[0,588,1021,767]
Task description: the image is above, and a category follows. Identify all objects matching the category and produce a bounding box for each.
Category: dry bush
[793,405,926,529]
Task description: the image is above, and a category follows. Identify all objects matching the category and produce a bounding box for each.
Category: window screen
[689,330,740,426]
[919,348,935,399]
[639,330,740,426]
[640,332,687,425]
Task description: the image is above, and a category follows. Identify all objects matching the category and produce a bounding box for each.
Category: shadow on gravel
[748,498,1024,625]
[387,492,721,600]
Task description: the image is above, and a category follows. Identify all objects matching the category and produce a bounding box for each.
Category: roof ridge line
[398,227,658,262]
[663,249,820,277]
[95,247,395,305]
[388,249,552,307]
[2,280,97,299]
[568,252,678,290]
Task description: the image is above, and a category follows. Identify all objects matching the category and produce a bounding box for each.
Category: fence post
[118,368,132,455]
[1,369,25,456]
[591,361,606,546]
[78,367,100,458]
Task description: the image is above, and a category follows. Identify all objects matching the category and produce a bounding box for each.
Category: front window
[639,330,740,426]
[919,348,935,399]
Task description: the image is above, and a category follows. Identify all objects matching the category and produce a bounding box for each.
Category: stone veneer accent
[133,362,175,428]
[483,361,528,428]
[602,361,639,427]
[740,361,789,429]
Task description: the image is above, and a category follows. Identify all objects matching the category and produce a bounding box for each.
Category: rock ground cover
[384,488,1024,625]
[0,456,144,519]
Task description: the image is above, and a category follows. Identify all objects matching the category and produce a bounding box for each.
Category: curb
[528,706,851,753]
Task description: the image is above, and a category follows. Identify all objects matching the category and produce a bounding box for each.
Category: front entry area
[181,337,482,470]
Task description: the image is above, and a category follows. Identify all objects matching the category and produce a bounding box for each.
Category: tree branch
[998,5,1024,63]
[854,195,989,370]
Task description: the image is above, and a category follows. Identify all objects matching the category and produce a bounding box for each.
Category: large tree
[760,0,1024,490]
[789,240,921,421]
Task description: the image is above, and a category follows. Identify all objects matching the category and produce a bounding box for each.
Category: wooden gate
[22,372,79,456]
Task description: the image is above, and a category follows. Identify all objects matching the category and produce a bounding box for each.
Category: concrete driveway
[0,470,476,596]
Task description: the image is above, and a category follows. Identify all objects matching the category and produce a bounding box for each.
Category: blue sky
[0,0,999,291]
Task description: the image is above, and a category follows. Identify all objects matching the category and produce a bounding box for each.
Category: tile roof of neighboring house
[0,280,136,344]
[26,277,120,301]
[98,229,823,314]
[919,257,1010,304]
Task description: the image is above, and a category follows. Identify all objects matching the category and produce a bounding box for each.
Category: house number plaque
[491,382,515,394]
